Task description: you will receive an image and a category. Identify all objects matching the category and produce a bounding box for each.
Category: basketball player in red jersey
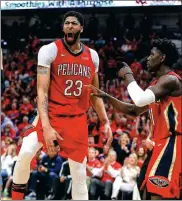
[11,11,112,200]
[88,38,182,199]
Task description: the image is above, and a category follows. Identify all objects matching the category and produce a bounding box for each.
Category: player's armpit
[149,74,180,100]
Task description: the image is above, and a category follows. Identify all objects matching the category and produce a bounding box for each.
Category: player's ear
[80,27,83,33]
[160,54,166,63]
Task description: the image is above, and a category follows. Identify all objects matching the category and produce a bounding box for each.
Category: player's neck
[156,65,171,78]
[64,39,81,54]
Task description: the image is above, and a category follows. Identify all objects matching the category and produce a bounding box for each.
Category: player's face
[147,48,165,72]
[63,16,83,45]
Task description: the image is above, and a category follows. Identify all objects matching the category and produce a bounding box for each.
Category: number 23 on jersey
[64,79,83,97]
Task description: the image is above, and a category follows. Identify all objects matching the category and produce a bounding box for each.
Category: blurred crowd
[1,11,182,200]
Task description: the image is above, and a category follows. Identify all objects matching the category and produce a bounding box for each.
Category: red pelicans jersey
[149,72,182,142]
[38,39,98,116]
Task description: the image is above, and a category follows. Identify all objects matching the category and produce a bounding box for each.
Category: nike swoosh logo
[61,54,67,56]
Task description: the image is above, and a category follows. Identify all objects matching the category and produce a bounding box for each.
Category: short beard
[64,31,80,46]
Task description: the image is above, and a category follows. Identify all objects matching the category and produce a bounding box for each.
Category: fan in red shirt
[89,150,122,200]
[86,147,102,189]
[2,123,16,139]
[87,147,102,176]
[17,116,30,136]
[19,98,34,116]
[6,103,19,122]
[1,97,11,111]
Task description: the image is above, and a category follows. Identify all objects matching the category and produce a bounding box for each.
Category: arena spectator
[17,116,30,136]
[19,97,34,117]
[59,160,72,200]
[113,132,131,165]
[136,146,146,168]
[111,153,140,199]
[86,147,102,189]
[6,103,19,123]
[1,144,17,188]
[97,144,110,164]
[26,150,63,200]
[1,113,15,131]
[89,150,122,200]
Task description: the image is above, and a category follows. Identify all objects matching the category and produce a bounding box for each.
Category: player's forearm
[107,95,137,116]
[90,97,109,124]
[37,89,51,129]
[106,94,148,117]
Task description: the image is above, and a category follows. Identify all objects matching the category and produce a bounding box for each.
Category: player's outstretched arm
[89,85,148,117]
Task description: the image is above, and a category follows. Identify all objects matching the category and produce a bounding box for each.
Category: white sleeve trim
[89,48,99,73]
[38,42,57,68]
[127,81,156,107]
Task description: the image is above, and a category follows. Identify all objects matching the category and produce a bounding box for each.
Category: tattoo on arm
[42,96,48,115]
[37,67,49,75]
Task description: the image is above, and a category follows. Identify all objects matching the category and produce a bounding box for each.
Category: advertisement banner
[1,0,181,10]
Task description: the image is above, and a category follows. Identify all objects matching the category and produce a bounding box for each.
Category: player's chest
[51,53,95,81]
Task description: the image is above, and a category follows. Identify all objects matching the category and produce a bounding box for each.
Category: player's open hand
[43,126,63,153]
[85,85,108,99]
[103,122,113,150]
[117,62,133,79]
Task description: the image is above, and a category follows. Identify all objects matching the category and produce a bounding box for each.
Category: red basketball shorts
[141,135,182,198]
[24,113,88,163]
